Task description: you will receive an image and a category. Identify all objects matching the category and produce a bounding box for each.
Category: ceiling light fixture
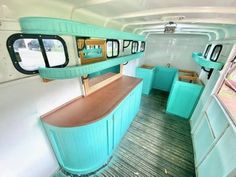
[164,21,177,33]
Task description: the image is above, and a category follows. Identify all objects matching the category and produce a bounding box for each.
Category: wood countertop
[41,76,142,127]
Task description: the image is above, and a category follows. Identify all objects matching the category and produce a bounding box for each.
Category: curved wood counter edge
[41,76,142,127]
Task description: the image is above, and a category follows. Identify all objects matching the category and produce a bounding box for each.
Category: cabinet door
[198,126,236,177]
[135,68,154,95]
[193,114,214,165]
[206,98,229,138]
[152,67,177,92]
[113,107,123,148]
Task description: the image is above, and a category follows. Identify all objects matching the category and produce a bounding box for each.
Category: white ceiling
[61,0,236,40]
[2,0,236,40]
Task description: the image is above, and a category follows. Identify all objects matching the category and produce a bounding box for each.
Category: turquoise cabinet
[42,81,143,175]
[206,98,229,138]
[193,114,214,165]
[190,71,220,131]
[197,126,236,177]
[153,66,178,92]
[136,66,154,95]
[166,79,203,119]
[191,95,234,177]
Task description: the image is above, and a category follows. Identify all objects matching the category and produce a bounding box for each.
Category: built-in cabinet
[136,65,155,95]
[191,52,236,177]
[42,77,143,175]
[153,67,178,92]
[197,126,236,177]
[191,92,236,177]
[136,66,178,94]
[166,71,204,119]
[136,66,203,119]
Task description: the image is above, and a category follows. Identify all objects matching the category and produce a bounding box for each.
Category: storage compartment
[193,114,215,165]
[152,66,178,92]
[179,69,203,85]
[167,70,204,119]
[206,98,229,138]
[136,64,155,95]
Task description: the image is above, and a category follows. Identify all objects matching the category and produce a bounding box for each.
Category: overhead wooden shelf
[39,52,144,79]
[192,52,224,70]
[19,17,145,41]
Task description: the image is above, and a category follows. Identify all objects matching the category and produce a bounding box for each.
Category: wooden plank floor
[93,90,196,177]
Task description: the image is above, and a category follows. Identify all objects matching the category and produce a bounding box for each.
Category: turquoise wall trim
[135,66,155,95]
[42,82,143,175]
[19,17,145,41]
[39,52,144,79]
[192,52,224,70]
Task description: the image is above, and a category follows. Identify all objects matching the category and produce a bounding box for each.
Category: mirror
[83,65,122,96]
[77,39,107,65]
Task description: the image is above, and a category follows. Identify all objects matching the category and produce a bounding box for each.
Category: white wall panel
[0,77,83,177]
[142,34,208,72]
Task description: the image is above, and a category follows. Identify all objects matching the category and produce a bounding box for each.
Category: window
[7,33,69,74]
[203,44,212,58]
[210,44,222,62]
[106,39,120,58]
[140,41,145,52]
[202,44,223,79]
[122,40,132,55]
[131,41,139,54]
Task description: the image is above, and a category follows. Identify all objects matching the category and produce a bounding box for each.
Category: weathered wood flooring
[93,90,195,177]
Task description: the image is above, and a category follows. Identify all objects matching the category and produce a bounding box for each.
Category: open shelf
[39,52,144,79]
[192,52,224,70]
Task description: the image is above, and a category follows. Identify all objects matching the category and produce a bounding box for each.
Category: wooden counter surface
[42,76,142,127]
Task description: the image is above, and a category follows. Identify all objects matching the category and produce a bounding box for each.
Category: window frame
[140,41,146,52]
[106,39,120,58]
[122,40,132,52]
[7,33,69,75]
[131,41,139,54]
[210,44,223,62]
[203,44,212,58]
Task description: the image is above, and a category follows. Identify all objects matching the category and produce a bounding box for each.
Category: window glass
[122,40,132,56]
[106,41,113,58]
[204,44,211,58]
[7,34,69,74]
[140,41,145,52]
[113,41,119,56]
[131,41,138,54]
[106,39,119,58]
[43,39,66,67]
[13,38,45,71]
[210,45,222,61]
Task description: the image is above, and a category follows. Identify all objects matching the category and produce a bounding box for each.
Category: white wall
[0,3,85,177]
[0,77,83,177]
[141,34,209,72]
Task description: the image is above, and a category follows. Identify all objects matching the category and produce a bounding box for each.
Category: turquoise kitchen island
[41,76,143,175]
